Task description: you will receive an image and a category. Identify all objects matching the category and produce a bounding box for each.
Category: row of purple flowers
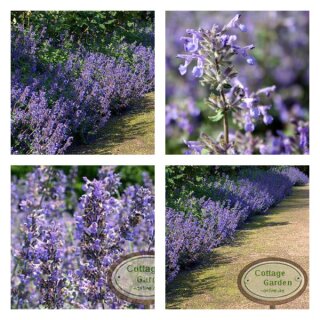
[11,25,154,154]
[166,167,308,282]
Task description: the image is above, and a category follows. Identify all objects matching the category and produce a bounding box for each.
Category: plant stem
[214,57,229,145]
[221,93,229,144]
[223,110,229,144]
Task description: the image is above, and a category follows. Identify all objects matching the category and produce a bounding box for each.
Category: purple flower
[192,58,204,77]
[259,106,274,125]
[87,222,98,235]
[181,30,200,53]
[232,44,255,65]
[257,85,276,96]
[249,107,260,119]
[224,14,247,32]
[183,140,204,154]
[244,114,255,132]
[263,114,274,125]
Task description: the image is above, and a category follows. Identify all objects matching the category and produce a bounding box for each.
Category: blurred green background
[11,166,154,196]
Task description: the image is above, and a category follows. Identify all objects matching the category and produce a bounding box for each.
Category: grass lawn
[68,92,154,155]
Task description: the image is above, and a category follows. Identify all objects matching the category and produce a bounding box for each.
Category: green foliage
[208,110,224,122]
[37,39,73,65]
[166,166,217,209]
[11,10,154,94]
[116,166,154,189]
[166,166,308,212]
[11,166,34,177]
[11,166,154,197]
[11,11,154,56]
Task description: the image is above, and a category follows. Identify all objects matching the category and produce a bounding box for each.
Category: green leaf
[106,19,116,25]
[210,88,220,96]
[216,83,223,91]
[201,148,210,155]
[208,110,224,122]
[203,74,216,83]
[228,72,238,78]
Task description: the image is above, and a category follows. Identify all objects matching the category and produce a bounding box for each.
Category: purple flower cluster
[166,167,308,282]
[11,166,154,309]
[11,25,155,154]
[177,15,256,78]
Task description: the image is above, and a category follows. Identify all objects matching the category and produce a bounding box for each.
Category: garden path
[166,185,309,309]
[68,92,154,154]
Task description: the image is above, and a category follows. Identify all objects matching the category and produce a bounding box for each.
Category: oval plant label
[238,257,308,305]
[108,252,154,305]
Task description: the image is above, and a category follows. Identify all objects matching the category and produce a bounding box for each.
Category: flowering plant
[166,12,309,154]
[11,16,154,155]
[11,166,154,309]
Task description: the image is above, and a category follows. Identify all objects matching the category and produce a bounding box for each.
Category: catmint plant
[11,166,155,309]
[11,167,68,308]
[74,173,126,308]
[167,12,309,155]
[11,24,155,155]
[177,14,275,154]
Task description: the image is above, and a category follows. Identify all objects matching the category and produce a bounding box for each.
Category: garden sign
[108,252,155,306]
[238,257,308,309]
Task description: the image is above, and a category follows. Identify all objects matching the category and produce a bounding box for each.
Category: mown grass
[68,92,154,155]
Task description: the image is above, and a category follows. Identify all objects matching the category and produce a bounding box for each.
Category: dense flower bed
[11,166,154,309]
[166,167,308,282]
[11,24,154,154]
